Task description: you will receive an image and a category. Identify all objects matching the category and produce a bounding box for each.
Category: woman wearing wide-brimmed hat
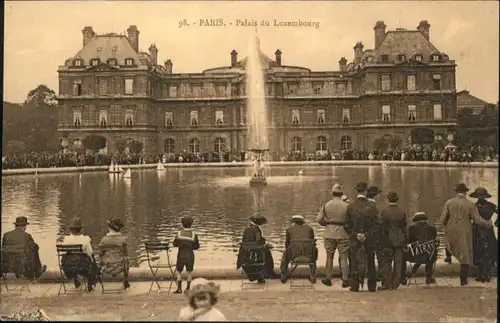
[178,278,226,321]
[440,183,492,286]
[236,212,279,283]
[469,187,498,282]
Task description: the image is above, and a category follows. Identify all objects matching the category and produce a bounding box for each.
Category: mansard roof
[374,30,441,62]
[457,90,489,107]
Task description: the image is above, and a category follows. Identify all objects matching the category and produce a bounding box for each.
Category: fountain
[246,32,269,186]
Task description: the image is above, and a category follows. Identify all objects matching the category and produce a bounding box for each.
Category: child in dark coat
[173,216,200,294]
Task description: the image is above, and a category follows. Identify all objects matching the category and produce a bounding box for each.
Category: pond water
[1,165,498,268]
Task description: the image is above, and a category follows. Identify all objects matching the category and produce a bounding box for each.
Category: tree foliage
[129,140,144,154]
[410,128,435,145]
[82,135,107,151]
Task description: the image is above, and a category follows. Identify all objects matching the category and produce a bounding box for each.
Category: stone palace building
[57,20,457,155]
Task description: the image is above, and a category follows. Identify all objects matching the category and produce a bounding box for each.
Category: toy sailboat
[156,161,165,171]
[123,168,132,179]
[109,161,121,173]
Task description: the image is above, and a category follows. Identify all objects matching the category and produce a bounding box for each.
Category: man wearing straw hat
[2,216,47,279]
[440,183,492,286]
[280,215,317,284]
[316,183,350,287]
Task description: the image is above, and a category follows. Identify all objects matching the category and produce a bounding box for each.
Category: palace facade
[57,20,457,155]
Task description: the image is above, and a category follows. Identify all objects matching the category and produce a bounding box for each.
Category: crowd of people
[2,144,497,170]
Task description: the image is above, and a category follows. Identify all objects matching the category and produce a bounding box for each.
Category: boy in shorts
[173,216,200,294]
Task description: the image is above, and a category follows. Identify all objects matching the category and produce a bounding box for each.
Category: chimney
[339,57,347,72]
[127,25,140,52]
[149,44,158,65]
[353,42,364,64]
[374,21,387,50]
[82,26,96,47]
[230,50,238,67]
[165,59,173,74]
[275,49,282,66]
[417,20,431,41]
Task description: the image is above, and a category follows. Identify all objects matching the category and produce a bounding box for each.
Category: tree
[373,138,389,151]
[24,85,58,108]
[410,128,435,145]
[82,135,107,152]
[6,140,27,154]
[129,141,144,154]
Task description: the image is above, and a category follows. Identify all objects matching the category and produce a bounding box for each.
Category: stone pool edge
[2,160,498,176]
[30,261,492,283]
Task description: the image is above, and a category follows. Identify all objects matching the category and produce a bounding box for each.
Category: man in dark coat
[280,215,317,283]
[402,212,438,285]
[2,216,47,279]
[470,187,498,282]
[344,182,379,292]
[377,192,408,290]
[236,213,279,283]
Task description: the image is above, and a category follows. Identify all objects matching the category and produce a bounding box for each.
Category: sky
[3,1,499,104]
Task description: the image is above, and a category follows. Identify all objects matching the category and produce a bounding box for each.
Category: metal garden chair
[239,242,269,290]
[97,244,129,294]
[1,248,35,295]
[287,239,316,290]
[144,241,176,294]
[56,244,98,295]
[404,239,440,287]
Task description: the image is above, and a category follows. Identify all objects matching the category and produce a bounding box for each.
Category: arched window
[316,136,327,151]
[291,136,302,152]
[340,136,352,150]
[164,138,175,154]
[213,137,226,153]
[189,138,200,154]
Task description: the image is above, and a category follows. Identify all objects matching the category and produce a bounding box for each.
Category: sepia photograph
[1,0,498,321]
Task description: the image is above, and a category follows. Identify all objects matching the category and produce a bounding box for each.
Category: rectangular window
[288,83,297,95]
[125,109,134,126]
[342,108,351,123]
[382,105,391,122]
[190,110,199,127]
[75,60,82,67]
[336,83,346,95]
[432,74,441,90]
[313,82,323,95]
[433,104,443,121]
[215,110,224,125]
[99,80,108,96]
[73,111,82,126]
[216,85,226,97]
[99,110,108,127]
[165,111,173,127]
[347,81,352,94]
[316,109,325,124]
[266,83,273,96]
[169,86,177,98]
[415,55,423,61]
[381,75,391,92]
[381,55,389,62]
[432,55,440,62]
[73,81,82,96]
[125,79,134,95]
[192,85,202,97]
[397,54,406,61]
[125,59,134,66]
[91,59,99,66]
[291,109,300,125]
[406,75,416,91]
[408,105,417,122]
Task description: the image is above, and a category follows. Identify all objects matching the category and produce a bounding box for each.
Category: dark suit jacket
[408,222,437,243]
[344,197,379,243]
[380,205,408,247]
[2,228,38,254]
[284,224,316,262]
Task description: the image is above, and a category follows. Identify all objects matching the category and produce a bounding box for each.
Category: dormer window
[397,54,406,61]
[431,54,441,62]
[91,59,100,66]
[381,55,389,62]
[415,54,423,62]
[74,59,83,67]
[125,58,134,66]
[108,59,117,66]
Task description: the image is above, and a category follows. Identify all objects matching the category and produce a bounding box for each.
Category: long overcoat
[440,195,490,265]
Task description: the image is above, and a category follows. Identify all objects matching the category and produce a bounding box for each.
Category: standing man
[440,183,492,286]
[344,182,379,292]
[316,184,350,287]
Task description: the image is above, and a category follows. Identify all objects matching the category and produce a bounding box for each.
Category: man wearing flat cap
[377,191,408,290]
[280,215,317,284]
[316,183,350,287]
[344,182,379,292]
[440,183,492,286]
[236,213,279,283]
[2,216,46,279]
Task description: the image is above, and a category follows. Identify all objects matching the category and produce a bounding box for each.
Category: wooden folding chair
[238,243,268,290]
[405,239,440,287]
[56,244,93,295]
[97,244,129,294]
[1,248,35,295]
[144,242,176,294]
[287,239,316,290]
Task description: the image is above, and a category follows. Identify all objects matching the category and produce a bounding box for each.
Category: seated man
[61,217,99,292]
[98,217,130,289]
[236,213,279,283]
[402,212,438,285]
[2,216,46,279]
[280,215,317,283]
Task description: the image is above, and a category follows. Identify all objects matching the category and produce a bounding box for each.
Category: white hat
[291,215,304,221]
[331,184,343,194]
[341,195,348,201]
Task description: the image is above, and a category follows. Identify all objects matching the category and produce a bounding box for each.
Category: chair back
[144,242,169,264]
[288,239,316,264]
[404,239,440,264]
[239,242,267,266]
[2,247,28,276]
